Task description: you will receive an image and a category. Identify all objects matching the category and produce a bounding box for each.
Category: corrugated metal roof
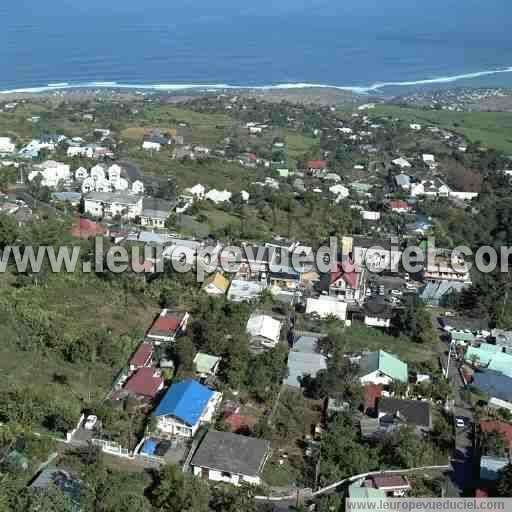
[153,379,214,426]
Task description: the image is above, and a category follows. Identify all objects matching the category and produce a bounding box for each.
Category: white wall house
[191,431,271,487]
[153,379,222,437]
[0,137,15,154]
[83,191,143,220]
[28,161,71,188]
[142,140,162,151]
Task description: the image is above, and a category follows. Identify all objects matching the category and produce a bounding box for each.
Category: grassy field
[339,324,436,364]
[373,105,512,153]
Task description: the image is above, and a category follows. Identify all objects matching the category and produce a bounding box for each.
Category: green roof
[451,331,476,343]
[465,346,494,366]
[194,353,221,375]
[488,352,512,378]
[360,350,408,383]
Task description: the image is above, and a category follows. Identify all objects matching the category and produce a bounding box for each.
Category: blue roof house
[153,379,222,437]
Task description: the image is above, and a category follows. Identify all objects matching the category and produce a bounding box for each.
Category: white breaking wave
[1,66,512,95]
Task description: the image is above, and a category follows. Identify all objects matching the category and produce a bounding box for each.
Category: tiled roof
[124,368,163,398]
[130,343,153,367]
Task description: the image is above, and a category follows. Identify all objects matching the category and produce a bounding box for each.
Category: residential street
[433,315,475,494]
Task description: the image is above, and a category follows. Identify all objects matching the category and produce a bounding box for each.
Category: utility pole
[445,339,455,379]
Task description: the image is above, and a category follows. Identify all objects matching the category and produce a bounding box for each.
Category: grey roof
[191,430,270,477]
[142,197,176,215]
[353,237,394,251]
[480,456,509,481]
[394,174,411,187]
[286,337,327,388]
[420,280,465,304]
[85,191,141,205]
[31,468,81,506]
[473,370,512,402]
[492,329,512,349]
[378,397,431,428]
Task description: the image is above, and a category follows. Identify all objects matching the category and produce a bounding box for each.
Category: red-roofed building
[480,420,512,452]
[389,199,412,213]
[130,343,153,371]
[147,310,189,343]
[307,160,328,176]
[365,475,411,496]
[124,367,164,399]
[363,384,382,415]
[329,260,366,303]
[71,218,106,239]
[224,412,258,434]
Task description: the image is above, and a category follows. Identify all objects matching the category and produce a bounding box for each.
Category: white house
[361,211,381,221]
[246,314,282,349]
[184,183,206,200]
[392,157,412,169]
[359,350,408,387]
[422,154,437,169]
[206,189,232,204]
[410,124,422,131]
[142,140,162,151]
[306,296,348,322]
[329,184,349,202]
[153,379,222,437]
[28,161,71,188]
[75,167,89,180]
[83,191,143,220]
[0,137,15,154]
[132,180,145,195]
[191,431,271,486]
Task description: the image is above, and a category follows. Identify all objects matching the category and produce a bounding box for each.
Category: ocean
[2,0,512,95]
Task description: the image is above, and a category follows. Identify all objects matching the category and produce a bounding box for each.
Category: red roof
[363,384,382,412]
[307,159,327,170]
[150,315,180,335]
[130,343,153,368]
[389,199,410,210]
[71,218,106,239]
[124,367,163,398]
[480,420,512,447]
[330,261,358,289]
[475,489,489,498]
[224,413,257,433]
[369,475,410,490]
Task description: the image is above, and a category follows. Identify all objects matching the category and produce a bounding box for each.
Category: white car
[455,417,465,429]
[390,289,403,297]
[84,415,98,431]
[405,282,416,290]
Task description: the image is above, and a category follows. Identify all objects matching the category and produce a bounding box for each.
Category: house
[363,301,394,329]
[480,456,509,481]
[31,468,82,510]
[364,475,411,497]
[363,384,382,415]
[348,236,402,274]
[422,154,436,169]
[394,174,411,190]
[329,184,350,202]
[153,379,222,437]
[129,343,153,371]
[361,211,381,221]
[480,420,512,454]
[359,350,408,387]
[307,159,328,176]
[123,367,164,399]
[328,259,365,303]
[226,279,265,303]
[237,245,270,280]
[0,137,15,154]
[143,135,170,151]
[183,183,206,200]
[348,481,387,500]
[70,218,106,239]
[194,353,221,378]
[202,273,230,296]
[306,296,347,321]
[28,160,71,188]
[269,267,300,291]
[392,157,412,169]
[422,251,472,284]
[246,314,281,349]
[388,199,412,214]
[285,335,327,389]
[83,191,143,220]
[378,397,432,431]
[147,310,189,343]
[492,329,512,354]
[206,189,232,204]
[472,370,512,404]
[140,197,175,228]
[191,430,271,486]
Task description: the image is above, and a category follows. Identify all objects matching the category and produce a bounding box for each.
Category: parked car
[455,417,465,429]
[84,415,98,431]
[390,289,403,297]
[405,282,416,290]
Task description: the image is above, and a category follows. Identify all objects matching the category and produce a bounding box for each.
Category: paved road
[432,314,475,494]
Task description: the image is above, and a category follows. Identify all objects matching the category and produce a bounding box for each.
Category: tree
[496,464,512,497]
[151,465,210,512]
[397,298,436,344]
[481,430,507,457]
